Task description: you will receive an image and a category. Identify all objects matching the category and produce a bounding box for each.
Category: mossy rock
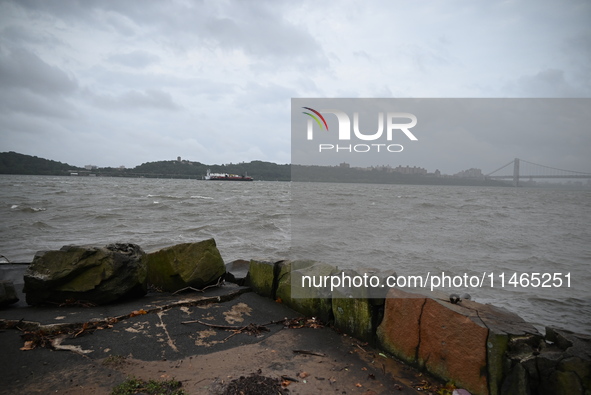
[246,259,278,298]
[331,269,374,342]
[485,331,510,395]
[146,239,225,292]
[23,243,147,305]
[558,357,591,391]
[332,297,374,342]
[276,260,335,322]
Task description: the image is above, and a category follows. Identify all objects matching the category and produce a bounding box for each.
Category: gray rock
[0,280,19,307]
[23,243,147,305]
[501,363,531,395]
[225,259,250,285]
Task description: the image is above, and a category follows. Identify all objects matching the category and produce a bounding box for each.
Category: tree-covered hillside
[101,159,291,180]
[0,151,507,186]
[0,151,82,175]
[0,152,291,180]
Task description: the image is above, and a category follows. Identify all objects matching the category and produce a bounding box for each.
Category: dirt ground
[0,287,446,395]
[2,326,446,395]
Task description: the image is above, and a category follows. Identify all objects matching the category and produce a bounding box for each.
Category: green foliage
[111,377,185,395]
[0,151,291,180]
[0,151,81,175]
[116,159,291,180]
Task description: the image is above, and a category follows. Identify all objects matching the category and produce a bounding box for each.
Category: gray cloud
[88,88,180,111]
[1,24,64,48]
[0,46,77,95]
[0,89,77,119]
[0,45,79,120]
[0,0,590,172]
[107,50,160,69]
[507,69,586,98]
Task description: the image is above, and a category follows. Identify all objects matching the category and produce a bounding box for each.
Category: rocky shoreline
[1,239,590,394]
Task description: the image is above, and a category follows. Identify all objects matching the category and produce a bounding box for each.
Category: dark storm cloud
[198,4,327,67]
[0,46,77,95]
[0,0,590,171]
[1,24,63,47]
[12,0,326,68]
[0,45,78,119]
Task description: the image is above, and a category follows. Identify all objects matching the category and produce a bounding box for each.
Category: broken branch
[172,277,224,295]
[292,349,326,357]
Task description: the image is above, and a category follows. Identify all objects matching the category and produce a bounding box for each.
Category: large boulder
[331,269,377,343]
[376,288,425,363]
[245,259,282,298]
[512,327,591,395]
[23,243,147,305]
[377,288,541,395]
[146,239,225,292]
[276,260,335,323]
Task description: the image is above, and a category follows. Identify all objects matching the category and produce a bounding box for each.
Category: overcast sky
[1,0,590,174]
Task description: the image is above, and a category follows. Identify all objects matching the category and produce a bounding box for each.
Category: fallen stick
[292,349,326,357]
[181,319,242,329]
[222,330,245,342]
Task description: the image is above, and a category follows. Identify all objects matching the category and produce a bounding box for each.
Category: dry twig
[172,276,224,295]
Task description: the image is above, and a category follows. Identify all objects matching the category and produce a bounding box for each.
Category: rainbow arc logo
[302,107,329,131]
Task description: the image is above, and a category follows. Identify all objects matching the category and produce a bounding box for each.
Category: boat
[204,169,253,181]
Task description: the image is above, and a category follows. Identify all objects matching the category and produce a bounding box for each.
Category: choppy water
[0,175,290,263]
[1,175,589,335]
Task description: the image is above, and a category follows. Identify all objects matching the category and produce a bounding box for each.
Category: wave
[147,194,186,200]
[93,213,122,220]
[260,212,289,220]
[31,221,53,229]
[11,205,47,212]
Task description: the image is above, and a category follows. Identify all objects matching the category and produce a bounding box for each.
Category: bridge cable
[485,160,515,177]
[518,159,591,176]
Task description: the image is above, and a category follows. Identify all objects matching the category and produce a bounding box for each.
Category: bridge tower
[513,158,520,187]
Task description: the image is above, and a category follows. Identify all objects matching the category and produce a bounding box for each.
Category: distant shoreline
[4,151,590,188]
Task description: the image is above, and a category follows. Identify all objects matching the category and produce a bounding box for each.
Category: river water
[1,175,589,335]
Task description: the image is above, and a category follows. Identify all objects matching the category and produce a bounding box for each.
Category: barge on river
[204,169,253,181]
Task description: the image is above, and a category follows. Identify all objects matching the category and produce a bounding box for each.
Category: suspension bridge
[485,158,591,186]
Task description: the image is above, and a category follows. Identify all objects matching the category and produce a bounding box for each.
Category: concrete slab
[0,283,250,327]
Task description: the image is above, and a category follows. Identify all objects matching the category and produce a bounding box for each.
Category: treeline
[0,152,291,181]
[0,151,508,186]
[0,151,82,175]
[100,160,291,181]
